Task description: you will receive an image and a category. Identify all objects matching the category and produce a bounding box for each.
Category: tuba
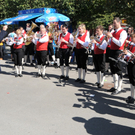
[25,22,38,45]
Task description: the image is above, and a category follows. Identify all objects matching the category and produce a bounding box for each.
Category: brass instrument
[48,23,56,43]
[124,36,131,50]
[25,22,38,45]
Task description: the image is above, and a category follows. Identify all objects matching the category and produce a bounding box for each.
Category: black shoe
[126,96,135,104]
[108,87,116,92]
[46,62,49,66]
[64,76,69,80]
[98,83,103,88]
[19,74,23,77]
[123,74,128,78]
[75,78,81,82]
[80,79,85,83]
[54,62,57,66]
[30,63,34,66]
[106,69,109,73]
[60,75,65,79]
[24,63,27,66]
[15,74,19,77]
[111,90,121,95]
[41,74,45,78]
[93,82,100,86]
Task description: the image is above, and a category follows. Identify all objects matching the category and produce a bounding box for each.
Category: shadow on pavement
[72,117,135,135]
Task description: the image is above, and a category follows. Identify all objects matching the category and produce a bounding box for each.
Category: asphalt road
[0,55,135,135]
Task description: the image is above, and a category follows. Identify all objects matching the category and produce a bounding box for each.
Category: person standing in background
[0,25,8,60]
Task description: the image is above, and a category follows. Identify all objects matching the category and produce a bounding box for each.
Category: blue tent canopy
[0,8,57,25]
[35,13,70,23]
[0,18,15,25]
[8,13,43,22]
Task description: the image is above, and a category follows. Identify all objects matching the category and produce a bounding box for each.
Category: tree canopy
[0,0,135,29]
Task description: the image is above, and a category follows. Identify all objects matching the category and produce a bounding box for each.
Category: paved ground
[0,51,135,135]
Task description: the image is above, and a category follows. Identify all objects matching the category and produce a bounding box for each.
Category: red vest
[76,31,87,49]
[111,29,125,50]
[36,33,48,51]
[94,35,106,54]
[13,37,23,49]
[60,32,70,49]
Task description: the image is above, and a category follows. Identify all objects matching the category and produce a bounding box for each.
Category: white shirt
[32,32,49,45]
[75,31,90,47]
[14,37,23,45]
[26,27,31,32]
[130,42,135,46]
[58,32,74,45]
[96,34,107,50]
[109,27,127,47]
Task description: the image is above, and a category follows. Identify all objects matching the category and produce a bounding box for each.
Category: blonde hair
[78,24,86,33]
[16,29,21,35]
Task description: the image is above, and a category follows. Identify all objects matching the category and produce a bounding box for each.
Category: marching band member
[92,25,107,88]
[123,27,134,77]
[58,24,73,80]
[75,24,90,83]
[125,27,133,48]
[46,25,56,65]
[26,23,31,32]
[13,29,24,77]
[24,23,34,66]
[124,34,135,104]
[107,17,127,95]
[32,24,49,78]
